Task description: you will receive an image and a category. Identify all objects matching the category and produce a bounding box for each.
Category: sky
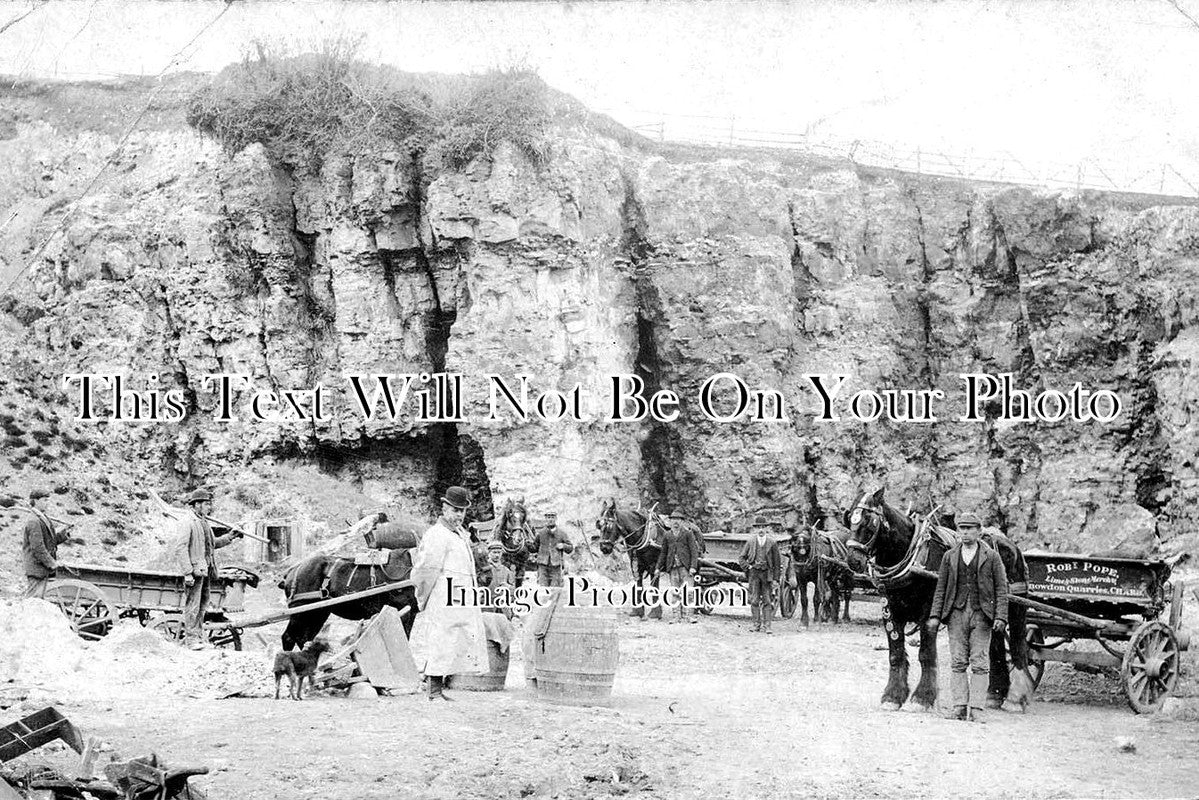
[2,0,1198,194]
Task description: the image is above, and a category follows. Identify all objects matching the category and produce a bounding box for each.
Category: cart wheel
[151,615,243,650]
[207,626,243,651]
[43,579,116,641]
[1026,625,1045,689]
[1122,620,1180,714]
[779,582,798,619]
[150,613,186,642]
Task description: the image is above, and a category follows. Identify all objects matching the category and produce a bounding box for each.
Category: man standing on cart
[180,489,242,649]
[926,512,1010,721]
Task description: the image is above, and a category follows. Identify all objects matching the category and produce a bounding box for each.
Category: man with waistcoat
[656,511,700,623]
[531,510,573,587]
[738,516,781,633]
[179,488,242,649]
[927,512,1010,721]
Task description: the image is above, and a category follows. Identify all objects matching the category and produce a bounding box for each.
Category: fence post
[729,115,735,145]
[1076,163,1083,190]
[916,147,921,175]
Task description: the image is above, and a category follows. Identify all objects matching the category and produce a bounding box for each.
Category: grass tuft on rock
[186,38,554,171]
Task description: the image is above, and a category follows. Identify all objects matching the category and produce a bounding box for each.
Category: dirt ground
[10,598,1198,800]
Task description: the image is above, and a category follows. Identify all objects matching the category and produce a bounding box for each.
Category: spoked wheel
[1026,625,1046,689]
[1122,620,1180,714]
[43,579,115,641]
[151,613,186,643]
[151,614,243,650]
[779,582,798,619]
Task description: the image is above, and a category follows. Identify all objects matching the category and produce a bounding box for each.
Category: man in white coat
[409,485,489,701]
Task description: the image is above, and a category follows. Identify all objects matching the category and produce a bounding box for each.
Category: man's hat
[669,509,686,519]
[751,515,772,529]
[28,488,50,500]
[545,510,558,519]
[486,540,504,552]
[182,488,213,505]
[441,486,472,510]
[957,512,983,529]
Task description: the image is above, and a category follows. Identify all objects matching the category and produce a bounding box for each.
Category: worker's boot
[762,602,774,634]
[428,675,454,701]
[750,604,761,632]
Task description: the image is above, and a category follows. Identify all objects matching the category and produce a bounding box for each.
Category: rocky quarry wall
[1,75,1198,583]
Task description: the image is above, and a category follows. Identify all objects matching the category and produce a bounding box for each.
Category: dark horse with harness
[846,487,1030,711]
[792,526,855,626]
[493,497,536,588]
[596,498,664,618]
[278,540,418,651]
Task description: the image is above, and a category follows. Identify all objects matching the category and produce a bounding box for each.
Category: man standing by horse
[22,488,70,598]
[531,510,573,587]
[656,512,700,623]
[410,486,488,701]
[927,512,1010,721]
[739,516,781,633]
[179,489,243,649]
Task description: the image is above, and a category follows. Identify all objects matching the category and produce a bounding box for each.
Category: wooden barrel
[449,639,510,692]
[522,591,558,689]
[534,604,619,706]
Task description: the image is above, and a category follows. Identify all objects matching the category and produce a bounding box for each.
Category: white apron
[408,520,488,676]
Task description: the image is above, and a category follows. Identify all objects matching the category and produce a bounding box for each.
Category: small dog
[273,639,331,700]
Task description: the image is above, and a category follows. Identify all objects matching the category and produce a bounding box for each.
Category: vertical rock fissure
[407,150,491,518]
[620,174,681,506]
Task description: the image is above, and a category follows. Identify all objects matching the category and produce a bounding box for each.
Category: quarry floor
[25,602,1199,800]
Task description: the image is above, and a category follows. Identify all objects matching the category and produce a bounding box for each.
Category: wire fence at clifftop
[601,108,1199,199]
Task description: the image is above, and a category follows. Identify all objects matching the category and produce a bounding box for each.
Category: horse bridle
[849,502,889,555]
[599,508,654,553]
[498,519,533,554]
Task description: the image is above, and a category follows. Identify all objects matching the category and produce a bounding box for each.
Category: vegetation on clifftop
[186,38,555,170]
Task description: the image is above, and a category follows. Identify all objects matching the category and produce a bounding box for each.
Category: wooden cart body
[44,562,259,648]
[1017,551,1188,713]
[696,528,799,619]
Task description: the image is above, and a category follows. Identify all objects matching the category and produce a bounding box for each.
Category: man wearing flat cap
[531,510,573,588]
[179,488,242,648]
[927,511,1010,721]
[738,516,781,633]
[22,488,70,598]
[410,486,488,701]
[656,510,700,623]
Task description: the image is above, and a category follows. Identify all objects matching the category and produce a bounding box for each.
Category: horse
[791,526,856,626]
[845,487,1030,712]
[596,497,664,618]
[493,497,536,588]
[278,549,418,651]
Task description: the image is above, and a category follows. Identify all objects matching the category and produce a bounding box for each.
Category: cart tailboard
[1024,552,1169,607]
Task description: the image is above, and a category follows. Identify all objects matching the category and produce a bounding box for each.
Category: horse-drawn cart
[43,563,260,649]
[696,529,799,619]
[1013,552,1190,713]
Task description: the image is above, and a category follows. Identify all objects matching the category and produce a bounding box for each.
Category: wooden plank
[350,606,419,690]
[229,581,415,628]
[1031,646,1121,669]
[1009,595,1123,633]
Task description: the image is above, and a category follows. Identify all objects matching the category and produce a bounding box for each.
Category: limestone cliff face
[1,78,1197,580]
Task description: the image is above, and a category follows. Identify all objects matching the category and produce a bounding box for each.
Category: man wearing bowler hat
[179,488,242,649]
[22,488,70,598]
[739,516,781,633]
[927,511,1010,721]
[410,486,488,701]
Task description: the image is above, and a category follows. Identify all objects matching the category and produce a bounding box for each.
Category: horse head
[793,527,814,561]
[845,487,915,568]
